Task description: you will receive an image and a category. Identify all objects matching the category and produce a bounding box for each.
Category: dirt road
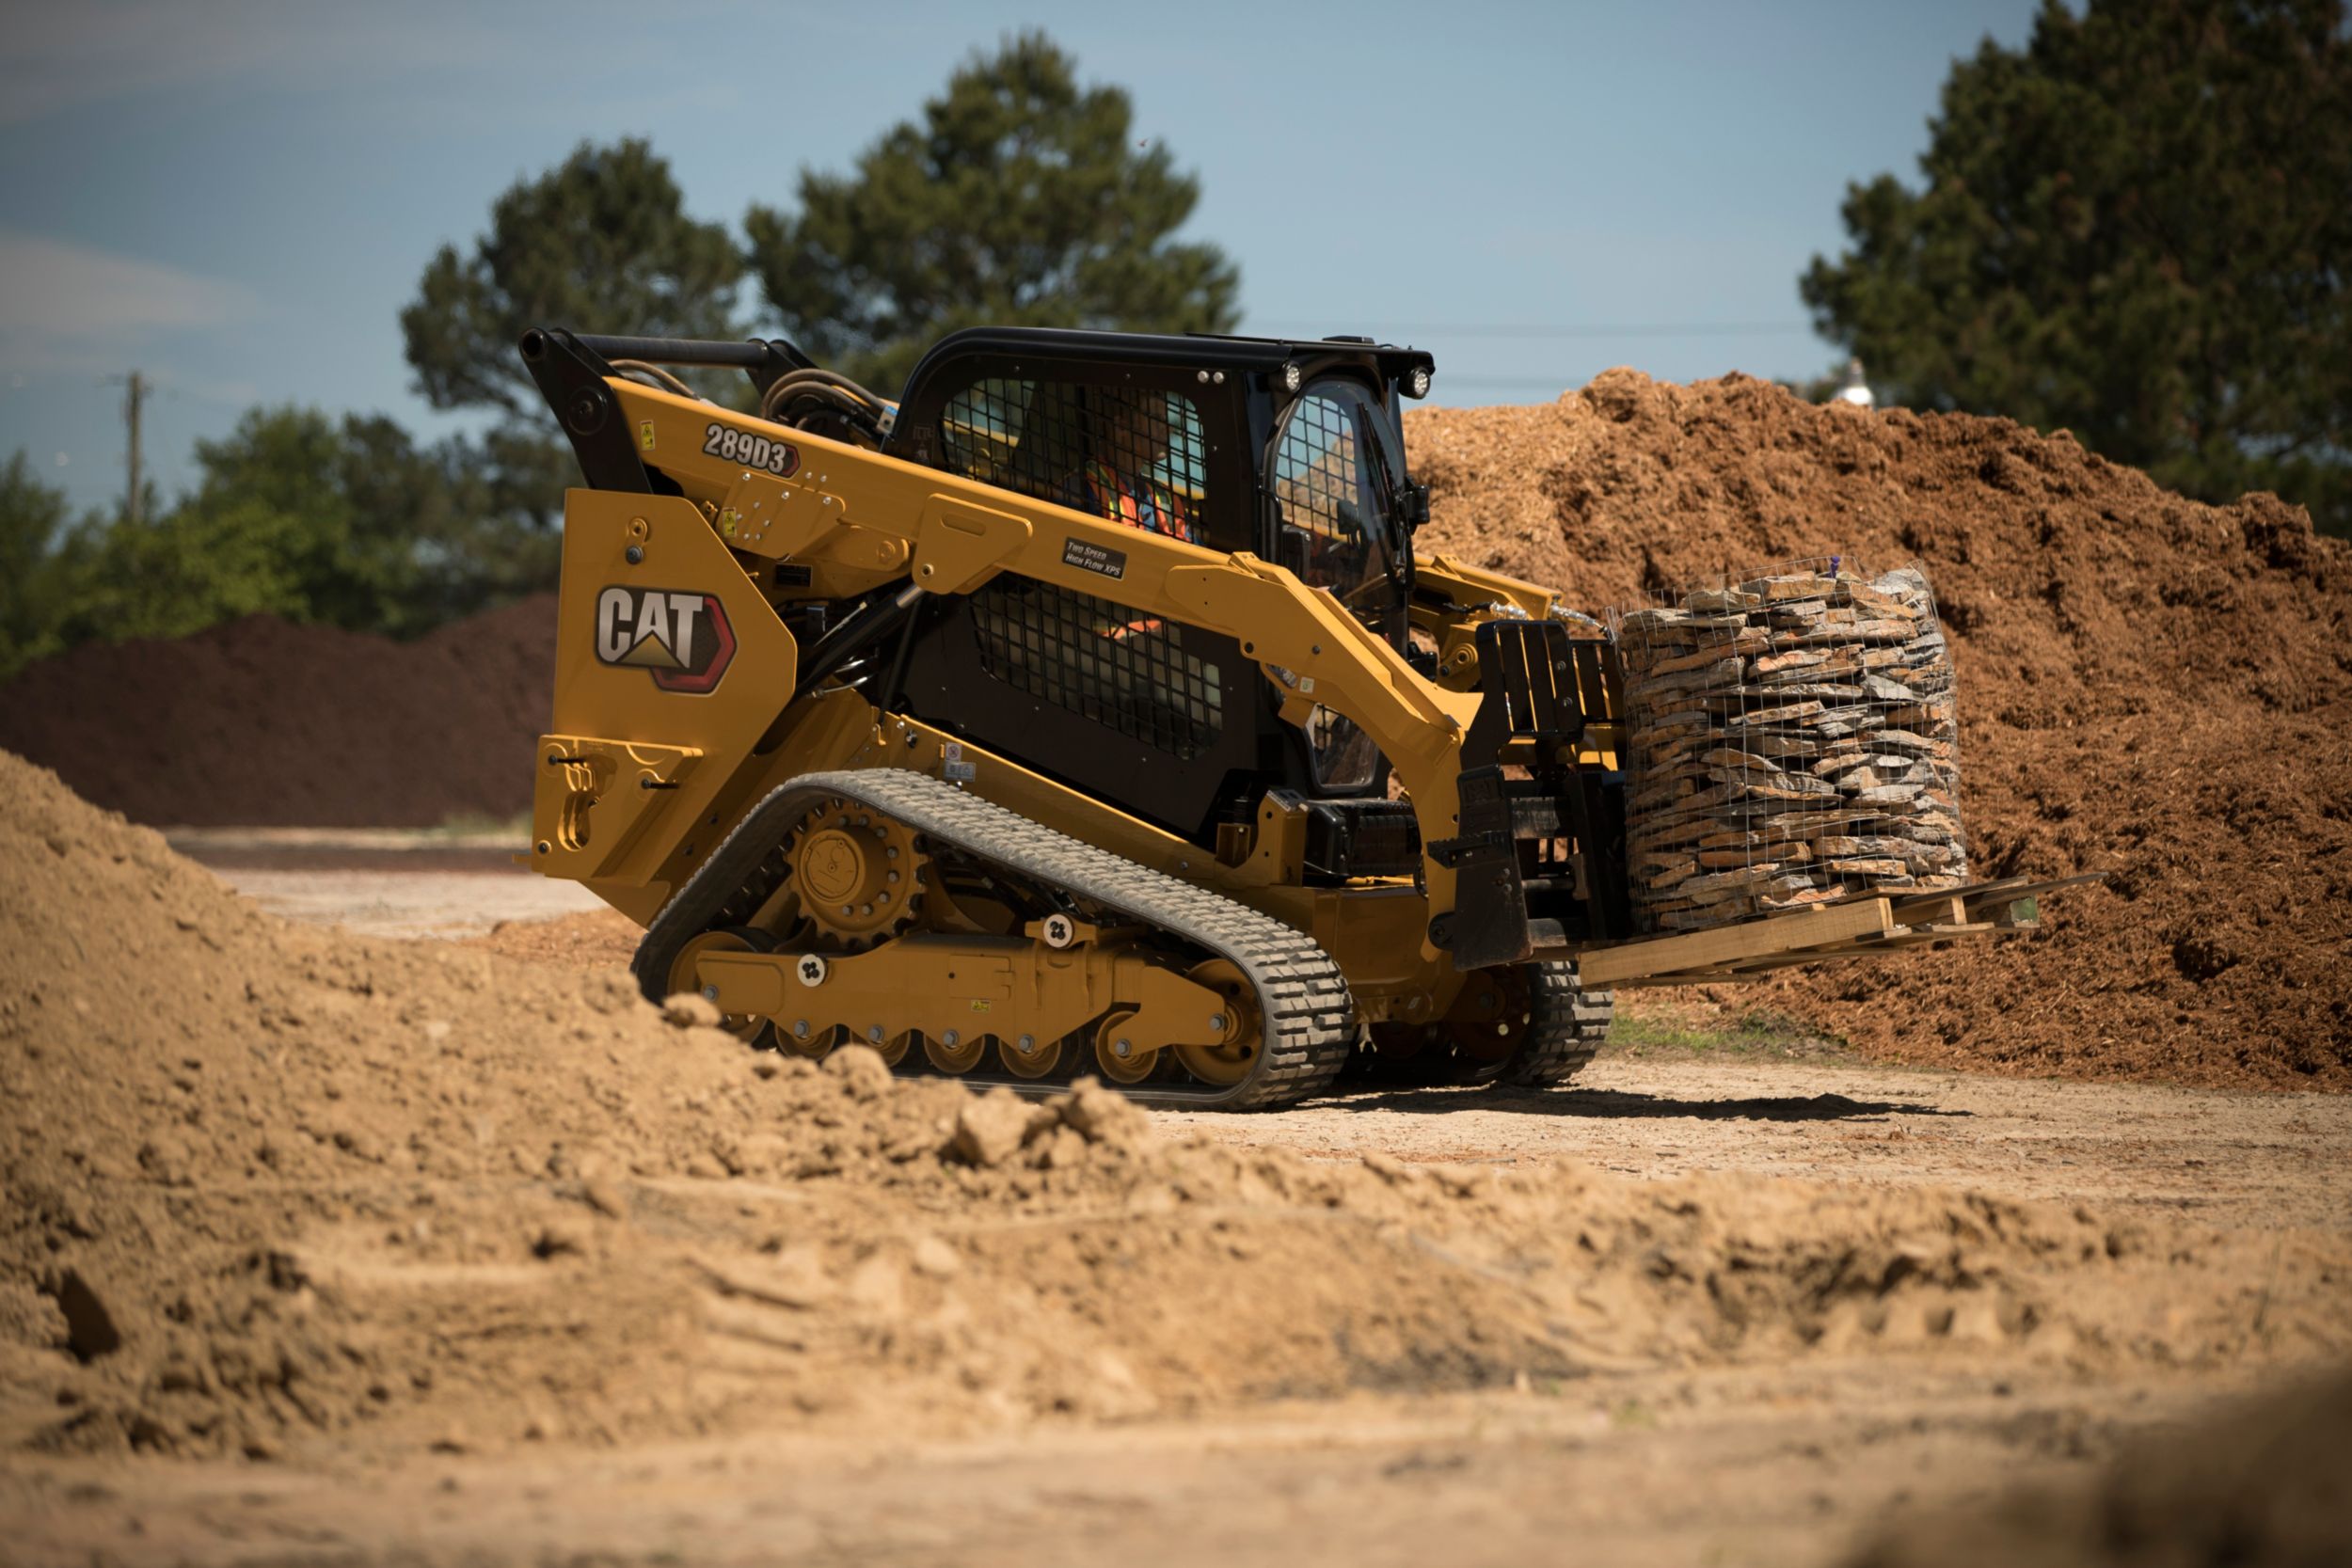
[1164,1059,2352,1233]
[189,849,2352,1233]
[10,846,2337,1568]
[170,830,603,938]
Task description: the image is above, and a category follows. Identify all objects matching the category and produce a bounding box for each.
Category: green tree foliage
[0,411,559,679]
[0,453,73,677]
[403,137,746,419]
[746,32,1241,393]
[392,138,746,618]
[40,496,312,653]
[1802,0,2351,534]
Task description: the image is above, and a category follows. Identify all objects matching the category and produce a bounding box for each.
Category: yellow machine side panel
[530,489,797,898]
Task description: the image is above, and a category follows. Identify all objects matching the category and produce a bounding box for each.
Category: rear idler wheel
[668,927,779,1049]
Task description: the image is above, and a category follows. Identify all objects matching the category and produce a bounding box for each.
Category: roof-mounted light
[1279,361,1303,394]
[1406,367,1432,399]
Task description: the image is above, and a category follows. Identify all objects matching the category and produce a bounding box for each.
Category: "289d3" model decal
[703,421,798,477]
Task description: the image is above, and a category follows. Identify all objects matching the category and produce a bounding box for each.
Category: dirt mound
[1844,1368,2352,1568]
[466,907,640,970]
[0,595,556,828]
[4,751,2347,1464]
[1409,372,2352,1089]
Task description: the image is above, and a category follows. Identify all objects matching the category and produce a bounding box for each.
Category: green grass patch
[1603,1005,1852,1064]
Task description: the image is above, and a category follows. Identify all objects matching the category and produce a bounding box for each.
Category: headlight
[1406,368,1432,399]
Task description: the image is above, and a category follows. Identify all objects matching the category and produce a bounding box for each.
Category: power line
[1248,320,1813,341]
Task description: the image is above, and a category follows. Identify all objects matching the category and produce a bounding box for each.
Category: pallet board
[1564,875,2102,987]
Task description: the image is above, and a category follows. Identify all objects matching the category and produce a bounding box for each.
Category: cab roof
[897,325,1436,397]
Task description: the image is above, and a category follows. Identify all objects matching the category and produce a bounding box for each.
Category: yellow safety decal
[638,420,656,451]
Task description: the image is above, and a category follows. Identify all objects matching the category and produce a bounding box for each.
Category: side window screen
[1270,383,1393,606]
[939,379,1207,545]
[1271,381,1397,793]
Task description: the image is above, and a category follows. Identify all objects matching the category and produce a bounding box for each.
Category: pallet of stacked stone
[1609,560,1966,934]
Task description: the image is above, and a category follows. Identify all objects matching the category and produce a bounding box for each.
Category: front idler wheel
[1172,959,1259,1088]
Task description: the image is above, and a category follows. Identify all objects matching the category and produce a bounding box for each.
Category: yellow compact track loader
[518,325,2073,1108]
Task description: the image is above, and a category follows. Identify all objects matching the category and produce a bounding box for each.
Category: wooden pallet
[1565,874,2105,988]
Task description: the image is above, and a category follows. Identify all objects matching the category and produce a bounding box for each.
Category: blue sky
[0,0,2042,515]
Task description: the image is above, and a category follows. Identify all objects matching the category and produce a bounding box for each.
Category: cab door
[1265,376,1409,792]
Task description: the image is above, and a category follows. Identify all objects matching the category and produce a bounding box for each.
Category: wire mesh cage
[971,580,1226,760]
[1606,555,1967,934]
[1270,388,1385,593]
[939,377,1207,544]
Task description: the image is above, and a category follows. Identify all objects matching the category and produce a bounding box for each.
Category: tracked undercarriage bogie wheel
[1092,1008,1159,1085]
[631,769,1356,1109]
[998,1028,1068,1080]
[775,1016,842,1061]
[923,1027,988,1075]
[1364,961,1612,1088]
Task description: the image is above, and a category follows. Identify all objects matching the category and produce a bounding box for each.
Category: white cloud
[0,1,513,127]
[0,230,259,370]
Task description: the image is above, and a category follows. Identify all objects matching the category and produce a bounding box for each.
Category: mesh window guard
[940,379,1208,544]
[971,580,1226,759]
[1271,389,1383,594]
[1271,384,1391,790]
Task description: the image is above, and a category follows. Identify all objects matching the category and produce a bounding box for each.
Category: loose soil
[4,752,2349,1565]
[1407,374,2352,1090]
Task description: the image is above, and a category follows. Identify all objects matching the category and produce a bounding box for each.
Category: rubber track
[1505,960,1613,1087]
[633,768,1357,1110]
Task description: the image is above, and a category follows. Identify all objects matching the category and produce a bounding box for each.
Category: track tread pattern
[635,769,1356,1110]
[1505,960,1613,1087]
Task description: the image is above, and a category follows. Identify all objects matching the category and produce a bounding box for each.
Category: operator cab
[887,326,1432,618]
[885,328,1437,858]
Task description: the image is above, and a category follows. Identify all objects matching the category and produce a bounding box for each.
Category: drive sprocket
[783,796,929,950]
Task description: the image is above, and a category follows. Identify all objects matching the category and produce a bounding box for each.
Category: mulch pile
[1408,372,2351,1089]
[0,595,556,828]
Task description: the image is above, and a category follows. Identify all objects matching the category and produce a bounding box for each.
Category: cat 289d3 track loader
[518,325,2065,1109]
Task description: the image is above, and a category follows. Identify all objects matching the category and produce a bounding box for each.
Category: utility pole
[122,370,147,525]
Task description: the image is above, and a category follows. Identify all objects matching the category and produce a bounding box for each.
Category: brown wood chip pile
[1615,562,1964,933]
